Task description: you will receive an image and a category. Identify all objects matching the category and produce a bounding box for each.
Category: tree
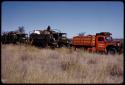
[18,26,25,33]
[79,32,86,36]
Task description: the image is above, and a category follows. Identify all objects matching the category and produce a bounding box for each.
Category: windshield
[105,36,112,42]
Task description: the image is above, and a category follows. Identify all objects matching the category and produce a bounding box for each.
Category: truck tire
[108,48,117,55]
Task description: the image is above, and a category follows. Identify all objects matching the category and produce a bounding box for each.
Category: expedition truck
[1,31,28,44]
[71,32,122,54]
[29,26,70,48]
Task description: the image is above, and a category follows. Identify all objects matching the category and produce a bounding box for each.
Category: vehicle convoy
[71,32,122,54]
[1,31,28,44]
[1,26,122,54]
[29,26,70,48]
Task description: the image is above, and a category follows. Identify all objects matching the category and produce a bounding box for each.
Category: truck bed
[72,35,96,47]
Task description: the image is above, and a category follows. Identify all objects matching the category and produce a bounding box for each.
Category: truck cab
[95,32,121,54]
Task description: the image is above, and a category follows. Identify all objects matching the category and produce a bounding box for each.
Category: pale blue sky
[2,1,124,38]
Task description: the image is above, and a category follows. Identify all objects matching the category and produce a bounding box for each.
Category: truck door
[96,36,106,51]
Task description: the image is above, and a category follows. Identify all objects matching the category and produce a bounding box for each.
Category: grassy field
[1,44,123,84]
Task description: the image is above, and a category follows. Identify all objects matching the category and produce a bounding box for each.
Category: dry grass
[1,44,124,84]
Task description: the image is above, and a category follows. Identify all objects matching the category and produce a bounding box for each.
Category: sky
[2,1,124,38]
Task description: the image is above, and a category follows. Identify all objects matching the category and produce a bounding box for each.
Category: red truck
[71,32,122,54]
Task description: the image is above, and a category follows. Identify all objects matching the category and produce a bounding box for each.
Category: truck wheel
[108,48,117,55]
